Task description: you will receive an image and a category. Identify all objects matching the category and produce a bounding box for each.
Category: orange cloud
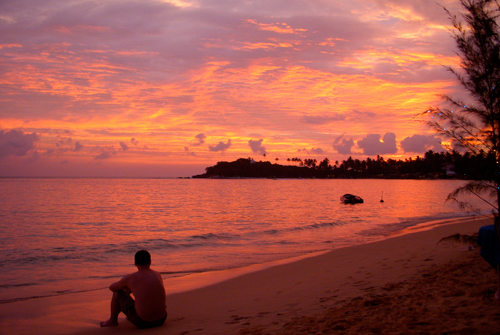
[1,46,452,165]
[0,0,467,176]
[244,19,307,35]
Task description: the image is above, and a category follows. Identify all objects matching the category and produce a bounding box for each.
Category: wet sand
[1,217,497,334]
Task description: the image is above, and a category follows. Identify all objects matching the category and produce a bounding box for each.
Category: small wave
[191,234,214,239]
[0,221,346,269]
[87,274,120,280]
[305,221,348,229]
[276,240,299,245]
[191,233,221,240]
[395,211,489,230]
[0,234,244,268]
[359,211,490,237]
[261,221,346,236]
[178,242,207,248]
[190,232,239,240]
[159,268,216,276]
[74,221,112,227]
[0,282,37,289]
[0,286,108,305]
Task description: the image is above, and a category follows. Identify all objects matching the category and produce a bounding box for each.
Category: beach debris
[438,233,478,246]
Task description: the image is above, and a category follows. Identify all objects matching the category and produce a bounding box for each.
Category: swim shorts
[116,290,167,329]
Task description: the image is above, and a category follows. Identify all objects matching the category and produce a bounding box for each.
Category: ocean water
[0,178,492,304]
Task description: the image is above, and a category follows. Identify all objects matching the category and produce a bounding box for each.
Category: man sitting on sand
[100,250,167,329]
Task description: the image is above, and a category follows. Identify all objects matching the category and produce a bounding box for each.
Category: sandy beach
[1,216,498,335]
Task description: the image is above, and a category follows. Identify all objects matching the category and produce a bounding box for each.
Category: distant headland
[192,150,493,179]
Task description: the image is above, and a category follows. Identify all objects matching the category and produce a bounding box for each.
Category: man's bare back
[101,250,167,328]
[110,267,166,321]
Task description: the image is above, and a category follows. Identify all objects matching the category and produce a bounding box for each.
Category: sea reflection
[0,178,492,302]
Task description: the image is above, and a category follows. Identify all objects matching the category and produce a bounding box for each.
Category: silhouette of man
[100,250,167,328]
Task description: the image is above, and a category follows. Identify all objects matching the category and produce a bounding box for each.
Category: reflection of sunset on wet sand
[0,0,464,177]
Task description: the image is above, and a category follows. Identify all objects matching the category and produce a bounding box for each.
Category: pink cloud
[249,139,266,155]
[209,140,232,152]
[0,130,39,158]
[357,133,397,156]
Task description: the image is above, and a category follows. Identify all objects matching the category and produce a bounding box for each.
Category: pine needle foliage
[420,0,500,214]
[438,232,479,245]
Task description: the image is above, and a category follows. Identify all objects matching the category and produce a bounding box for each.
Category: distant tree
[319,157,330,170]
[304,158,317,168]
[291,157,304,166]
[193,151,492,179]
[420,0,500,213]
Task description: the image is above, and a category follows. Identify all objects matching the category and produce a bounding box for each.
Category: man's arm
[109,274,131,292]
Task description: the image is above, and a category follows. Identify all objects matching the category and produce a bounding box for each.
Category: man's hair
[135,250,151,266]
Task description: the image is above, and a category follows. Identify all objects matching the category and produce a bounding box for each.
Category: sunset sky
[0,0,467,177]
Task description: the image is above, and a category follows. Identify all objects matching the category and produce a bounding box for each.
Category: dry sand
[1,217,498,335]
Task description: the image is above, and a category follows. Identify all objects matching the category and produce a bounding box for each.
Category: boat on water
[340,194,364,204]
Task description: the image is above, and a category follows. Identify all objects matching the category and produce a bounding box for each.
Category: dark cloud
[119,141,129,151]
[348,110,378,121]
[184,146,196,156]
[192,133,206,146]
[357,132,397,156]
[302,110,378,126]
[333,134,354,154]
[94,152,112,160]
[94,147,117,159]
[310,147,324,154]
[74,141,83,152]
[299,147,325,155]
[0,129,39,158]
[301,110,379,125]
[248,139,266,155]
[400,134,444,153]
[302,114,345,125]
[209,139,231,152]
[56,136,72,147]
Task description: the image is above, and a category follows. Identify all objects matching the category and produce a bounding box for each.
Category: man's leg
[100,291,120,327]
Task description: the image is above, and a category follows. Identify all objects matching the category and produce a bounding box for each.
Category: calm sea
[0,178,492,304]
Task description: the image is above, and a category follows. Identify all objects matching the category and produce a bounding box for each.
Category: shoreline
[4,214,487,304]
[387,214,491,236]
[0,216,495,334]
[163,214,492,295]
